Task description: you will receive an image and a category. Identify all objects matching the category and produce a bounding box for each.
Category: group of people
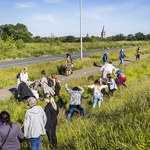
[1,47,141,150]
[16,68,61,102]
[0,95,58,150]
[102,46,141,66]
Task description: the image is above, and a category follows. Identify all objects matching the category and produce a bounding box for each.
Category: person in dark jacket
[44,93,59,149]
[119,49,125,65]
[102,52,108,65]
[17,82,34,101]
[0,111,24,150]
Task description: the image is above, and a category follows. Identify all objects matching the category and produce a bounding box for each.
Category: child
[116,69,127,87]
[86,79,108,108]
[65,84,84,120]
[107,74,117,96]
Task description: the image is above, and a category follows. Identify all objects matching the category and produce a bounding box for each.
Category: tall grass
[0,56,149,149]
[0,41,150,61]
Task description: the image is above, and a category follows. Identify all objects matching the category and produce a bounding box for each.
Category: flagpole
[80,0,83,59]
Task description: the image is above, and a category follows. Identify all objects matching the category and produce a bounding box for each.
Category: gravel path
[0,54,149,101]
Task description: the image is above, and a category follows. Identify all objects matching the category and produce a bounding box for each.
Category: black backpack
[47,77,53,87]
[16,72,20,79]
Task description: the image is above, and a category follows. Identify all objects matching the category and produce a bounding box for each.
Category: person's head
[23,67,28,73]
[107,73,112,79]
[41,70,46,76]
[44,93,50,103]
[27,97,36,107]
[94,79,100,86]
[44,93,56,108]
[66,53,72,60]
[72,86,82,91]
[51,74,56,79]
[0,111,11,125]
[108,61,112,64]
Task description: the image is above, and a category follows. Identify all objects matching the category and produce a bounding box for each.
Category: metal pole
[80,0,83,59]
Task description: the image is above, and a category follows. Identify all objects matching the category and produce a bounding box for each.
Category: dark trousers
[67,105,84,120]
[46,127,57,149]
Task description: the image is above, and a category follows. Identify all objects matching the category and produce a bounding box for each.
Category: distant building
[101,26,106,39]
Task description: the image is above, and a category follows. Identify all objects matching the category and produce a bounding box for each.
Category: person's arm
[16,123,24,139]
[23,112,30,138]
[65,84,72,93]
[100,85,108,90]
[78,86,84,94]
[86,84,95,89]
[19,72,24,82]
[100,65,105,72]
[43,110,47,126]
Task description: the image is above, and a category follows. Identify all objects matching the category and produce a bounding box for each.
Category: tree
[0,23,32,42]
[63,36,76,42]
[135,32,145,40]
[113,34,126,41]
[126,34,137,41]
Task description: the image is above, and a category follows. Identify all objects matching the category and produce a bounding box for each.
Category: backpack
[16,72,20,79]
[47,77,53,87]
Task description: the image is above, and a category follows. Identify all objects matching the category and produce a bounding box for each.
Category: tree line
[0,23,150,43]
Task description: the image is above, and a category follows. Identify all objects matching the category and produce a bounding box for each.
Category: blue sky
[0,0,150,37]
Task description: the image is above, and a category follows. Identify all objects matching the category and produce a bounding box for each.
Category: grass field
[0,55,149,150]
[0,41,150,61]
[0,43,150,88]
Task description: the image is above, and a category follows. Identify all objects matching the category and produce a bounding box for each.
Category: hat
[27,97,36,107]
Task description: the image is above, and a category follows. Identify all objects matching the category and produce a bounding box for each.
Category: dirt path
[0,54,149,101]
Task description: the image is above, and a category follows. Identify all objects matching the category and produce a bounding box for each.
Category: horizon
[0,0,150,37]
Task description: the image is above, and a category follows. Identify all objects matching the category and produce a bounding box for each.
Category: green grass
[0,44,150,89]
[0,41,150,61]
[0,56,150,150]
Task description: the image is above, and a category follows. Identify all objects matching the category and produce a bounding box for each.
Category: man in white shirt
[100,61,116,80]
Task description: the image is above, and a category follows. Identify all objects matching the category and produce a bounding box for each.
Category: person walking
[24,97,47,150]
[0,111,24,150]
[44,93,59,149]
[119,49,125,65]
[100,61,116,80]
[102,52,108,65]
[65,83,84,120]
[136,46,141,60]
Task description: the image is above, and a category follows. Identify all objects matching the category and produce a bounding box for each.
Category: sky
[0,0,150,37]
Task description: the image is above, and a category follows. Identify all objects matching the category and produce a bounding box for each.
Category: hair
[72,86,82,91]
[66,53,72,61]
[94,79,100,85]
[108,61,112,64]
[0,111,11,125]
[107,73,112,79]
[44,93,50,99]
[41,70,46,75]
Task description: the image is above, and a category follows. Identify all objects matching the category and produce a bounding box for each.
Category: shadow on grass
[57,65,66,75]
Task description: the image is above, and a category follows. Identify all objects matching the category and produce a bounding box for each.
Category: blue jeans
[67,105,84,120]
[30,136,41,150]
[93,93,103,108]
[120,58,124,65]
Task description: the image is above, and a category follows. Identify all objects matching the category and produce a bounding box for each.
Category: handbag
[0,124,11,150]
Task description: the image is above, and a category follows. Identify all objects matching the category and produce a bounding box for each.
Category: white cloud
[14,2,35,9]
[32,14,57,23]
[43,0,64,4]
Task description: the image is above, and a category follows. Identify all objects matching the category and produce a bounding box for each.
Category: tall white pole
[80,0,83,59]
